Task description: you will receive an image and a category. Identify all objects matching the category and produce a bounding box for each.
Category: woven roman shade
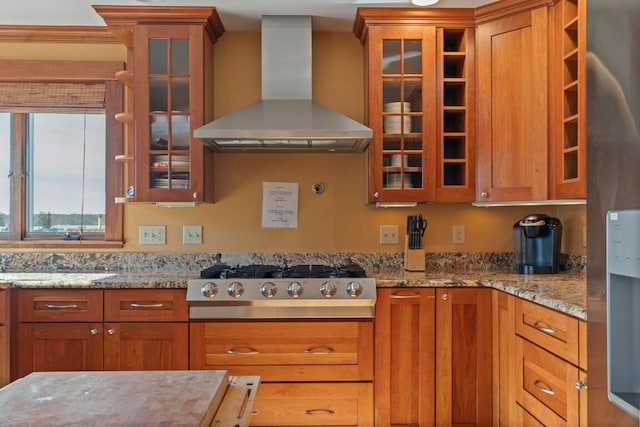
[0,81,106,113]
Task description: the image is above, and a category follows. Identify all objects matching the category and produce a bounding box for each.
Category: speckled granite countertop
[373,270,587,320]
[0,270,587,320]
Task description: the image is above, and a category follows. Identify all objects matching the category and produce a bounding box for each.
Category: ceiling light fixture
[411,0,440,5]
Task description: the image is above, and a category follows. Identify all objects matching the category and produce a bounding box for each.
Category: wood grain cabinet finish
[551,0,586,199]
[493,290,518,426]
[375,288,492,427]
[436,288,493,427]
[374,288,436,426]
[94,7,223,203]
[250,382,373,427]
[354,9,476,204]
[0,288,10,387]
[476,4,551,202]
[15,288,189,379]
[103,289,189,371]
[190,320,373,426]
[514,298,587,427]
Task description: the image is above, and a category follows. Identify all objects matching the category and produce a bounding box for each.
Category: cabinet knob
[441,293,448,301]
[192,192,199,199]
[90,328,99,335]
[373,192,379,199]
[575,380,588,390]
[481,191,488,198]
[107,328,116,335]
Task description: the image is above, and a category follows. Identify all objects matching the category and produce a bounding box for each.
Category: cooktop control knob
[346,281,363,298]
[320,281,338,298]
[227,281,244,298]
[261,281,278,298]
[201,282,218,298]
[287,281,304,298]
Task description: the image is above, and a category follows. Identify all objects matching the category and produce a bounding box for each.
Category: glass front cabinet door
[134,24,215,203]
[355,10,475,203]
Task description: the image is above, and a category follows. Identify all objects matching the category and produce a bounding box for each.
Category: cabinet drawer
[251,382,373,426]
[18,289,103,322]
[516,337,579,426]
[515,299,579,365]
[104,289,188,322]
[190,321,373,381]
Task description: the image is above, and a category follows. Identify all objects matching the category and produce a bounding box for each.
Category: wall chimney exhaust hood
[194,15,372,152]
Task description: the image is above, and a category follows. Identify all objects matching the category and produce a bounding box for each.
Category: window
[0,113,9,233]
[0,60,124,247]
[28,113,106,235]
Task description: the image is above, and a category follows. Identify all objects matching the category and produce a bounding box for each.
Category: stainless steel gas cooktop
[186,263,376,319]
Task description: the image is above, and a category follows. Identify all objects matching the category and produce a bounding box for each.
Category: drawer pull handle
[390,292,421,299]
[575,380,588,390]
[90,328,99,335]
[228,347,259,355]
[533,321,555,335]
[304,409,335,416]
[534,380,555,396]
[107,328,116,335]
[304,346,336,354]
[129,303,164,308]
[44,304,79,310]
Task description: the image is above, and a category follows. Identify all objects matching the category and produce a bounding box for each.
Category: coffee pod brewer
[513,213,562,274]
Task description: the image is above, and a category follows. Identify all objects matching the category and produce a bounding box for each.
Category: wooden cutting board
[0,370,230,426]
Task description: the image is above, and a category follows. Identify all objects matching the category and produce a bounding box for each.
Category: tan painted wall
[0,33,587,255]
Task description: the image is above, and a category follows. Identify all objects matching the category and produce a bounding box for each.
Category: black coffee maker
[513,214,562,274]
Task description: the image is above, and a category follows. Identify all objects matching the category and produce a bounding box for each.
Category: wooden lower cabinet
[493,290,517,426]
[190,320,374,426]
[375,288,436,426]
[17,322,104,377]
[251,382,373,426]
[103,322,188,371]
[375,287,492,426]
[512,298,588,427]
[436,288,493,426]
[15,288,189,379]
[0,288,9,387]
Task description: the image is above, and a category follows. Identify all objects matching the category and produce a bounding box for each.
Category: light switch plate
[139,225,166,245]
[380,225,399,244]
[183,225,202,245]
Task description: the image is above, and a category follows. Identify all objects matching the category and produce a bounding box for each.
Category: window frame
[0,60,124,248]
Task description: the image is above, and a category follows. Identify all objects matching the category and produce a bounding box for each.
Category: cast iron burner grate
[199,263,366,279]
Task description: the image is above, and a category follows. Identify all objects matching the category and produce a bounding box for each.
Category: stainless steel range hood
[194,15,372,152]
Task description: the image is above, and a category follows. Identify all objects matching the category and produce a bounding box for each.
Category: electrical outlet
[453,225,465,244]
[183,225,203,245]
[139,225,166,245]
[380,225,399,244]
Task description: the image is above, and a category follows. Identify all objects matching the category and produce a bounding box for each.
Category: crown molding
[0,25,118,43]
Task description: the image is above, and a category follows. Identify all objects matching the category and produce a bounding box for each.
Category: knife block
[404,236,425,272]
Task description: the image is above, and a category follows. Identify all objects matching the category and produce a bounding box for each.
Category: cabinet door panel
[436,288,492,426]
[17,323,103,378]
[375,288,435,426]
[103,323,188,371]
[476,7,549,202]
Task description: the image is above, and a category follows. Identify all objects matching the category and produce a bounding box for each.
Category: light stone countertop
[374,270,587,320]
[0,270,587,320]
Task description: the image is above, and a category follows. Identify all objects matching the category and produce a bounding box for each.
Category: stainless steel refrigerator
[587,0,640,424]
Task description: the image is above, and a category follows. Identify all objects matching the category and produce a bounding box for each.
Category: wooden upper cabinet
[551,0,586,199]
[354,9,476,204]
[476,4,551,202]
[94,6,224,203]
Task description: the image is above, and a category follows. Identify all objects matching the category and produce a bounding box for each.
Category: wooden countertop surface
[0,370,233,426]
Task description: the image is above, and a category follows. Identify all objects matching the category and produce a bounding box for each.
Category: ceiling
[1,0,496,32]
